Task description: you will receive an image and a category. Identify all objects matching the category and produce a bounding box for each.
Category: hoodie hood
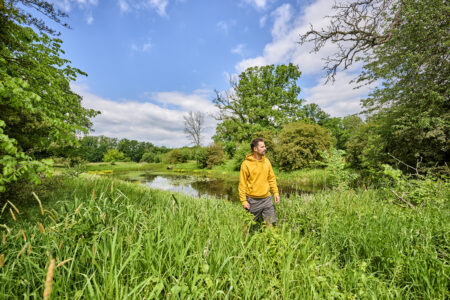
[245,154,266,162]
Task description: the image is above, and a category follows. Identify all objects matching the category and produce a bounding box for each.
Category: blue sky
[47,0,373,147]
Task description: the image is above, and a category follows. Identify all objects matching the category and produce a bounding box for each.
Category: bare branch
[299,0,404,82]
[184,111,205,147]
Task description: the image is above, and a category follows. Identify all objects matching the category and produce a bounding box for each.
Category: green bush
[165,149,185,164]
[205,143,225,169]
[196,144,225,169]
[102,149,127,163]
[273,122,334,171]
[140,152,154,163]
[320,149,358,189]
[195,147,208,168]
[232,143,252,171]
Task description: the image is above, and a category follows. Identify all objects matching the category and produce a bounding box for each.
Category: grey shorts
[247,195,277,223]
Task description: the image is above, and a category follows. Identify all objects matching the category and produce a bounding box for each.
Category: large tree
[300,0,449,172]
[0,1,99,191]
[213,63,305,144]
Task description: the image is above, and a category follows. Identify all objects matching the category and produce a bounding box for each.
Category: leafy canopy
[0,1,99,191]
[300,0,449,173]
[213,63,305,144]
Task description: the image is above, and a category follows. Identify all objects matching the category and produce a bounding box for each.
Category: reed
[0,175,448,299]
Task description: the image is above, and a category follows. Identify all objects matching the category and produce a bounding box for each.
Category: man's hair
[250,138,264,151]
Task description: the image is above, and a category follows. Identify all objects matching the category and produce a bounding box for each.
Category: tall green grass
[0,175,448,299]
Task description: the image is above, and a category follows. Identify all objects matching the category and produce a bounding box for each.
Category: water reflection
[122,173,309,202]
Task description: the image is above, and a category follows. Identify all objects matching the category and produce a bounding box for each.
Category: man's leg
[261,205,277,226]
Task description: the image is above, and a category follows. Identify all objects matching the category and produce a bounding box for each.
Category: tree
[184,111,205,147]
[273,122,334,171]
[213,64,305,144]
[300,0,449,172]
[0,1,99,192]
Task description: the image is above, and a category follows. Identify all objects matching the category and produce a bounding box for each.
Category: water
[120,173,310,202]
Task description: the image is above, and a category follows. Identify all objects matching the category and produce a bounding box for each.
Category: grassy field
[0,175,448,299]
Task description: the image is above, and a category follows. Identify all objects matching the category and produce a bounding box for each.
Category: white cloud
[118,0,169,16]
[231,44,245,56]
[216,20,236,35]
[74,84,218,147]
[259,15,268,27]
[131,39,153,52]
[235,0,373,117]
[243,0,270,10]
[52,0,98,23]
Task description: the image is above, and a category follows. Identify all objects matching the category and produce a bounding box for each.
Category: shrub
[196,144,225,169]
[166,149,185,164]
[195,147,208,168]
[140,152,156,163]
[320,149,358,189]
[103,149,126,163]
[232,143,252,171]
[273,122,334,171]
[205,143,225,169]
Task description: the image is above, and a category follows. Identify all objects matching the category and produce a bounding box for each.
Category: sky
[44,0,373,147]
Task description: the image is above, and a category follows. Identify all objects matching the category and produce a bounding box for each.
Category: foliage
[273,122,334,171]
[140,151,160,163]
[300,0,449,173]
[117,139,153,162]
[381,164,449,208]
[102,149,127,163]
[0,176,448,298]
[0,2,98,192]
[213,63,305,144]
[166,149,185,164]
[320,149,358,190]
[232,143,252,171]
[205,143,225,169]
[63,157,87,178]
[196,144,225,169]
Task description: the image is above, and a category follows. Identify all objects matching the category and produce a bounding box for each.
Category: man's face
[253,141,266,156]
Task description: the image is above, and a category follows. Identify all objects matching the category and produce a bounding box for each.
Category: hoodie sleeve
[238,162,249,206]
[267,160,279,196]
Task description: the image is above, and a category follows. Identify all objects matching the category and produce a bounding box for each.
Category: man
[239,138,280,225]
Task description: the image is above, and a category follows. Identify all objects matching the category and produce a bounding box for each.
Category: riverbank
[83,161,331,191]
[0,175,447,298]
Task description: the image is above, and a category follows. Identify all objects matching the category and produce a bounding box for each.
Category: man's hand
[274,195,280,203]
[243,202,250,210]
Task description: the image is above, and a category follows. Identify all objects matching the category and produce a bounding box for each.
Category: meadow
[0,175,448,299]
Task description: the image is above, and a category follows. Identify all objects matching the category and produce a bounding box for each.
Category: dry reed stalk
[43,258,56,300]
[1,203,7,213]
[38,222,45,233]
[9,209,16,221]
[56,258,72,268]
[74,203,83,215]
[93,189,96,201]
[28,244,32,255]
[7,201,19,214]
[17,243,27,258]
[32,192,44,216]
[0,254,4,267]
[2,233,6,245]
[21,230,26,242]
[58,242,63,250]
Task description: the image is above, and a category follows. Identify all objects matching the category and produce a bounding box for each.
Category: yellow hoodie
[238,154,279,206]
